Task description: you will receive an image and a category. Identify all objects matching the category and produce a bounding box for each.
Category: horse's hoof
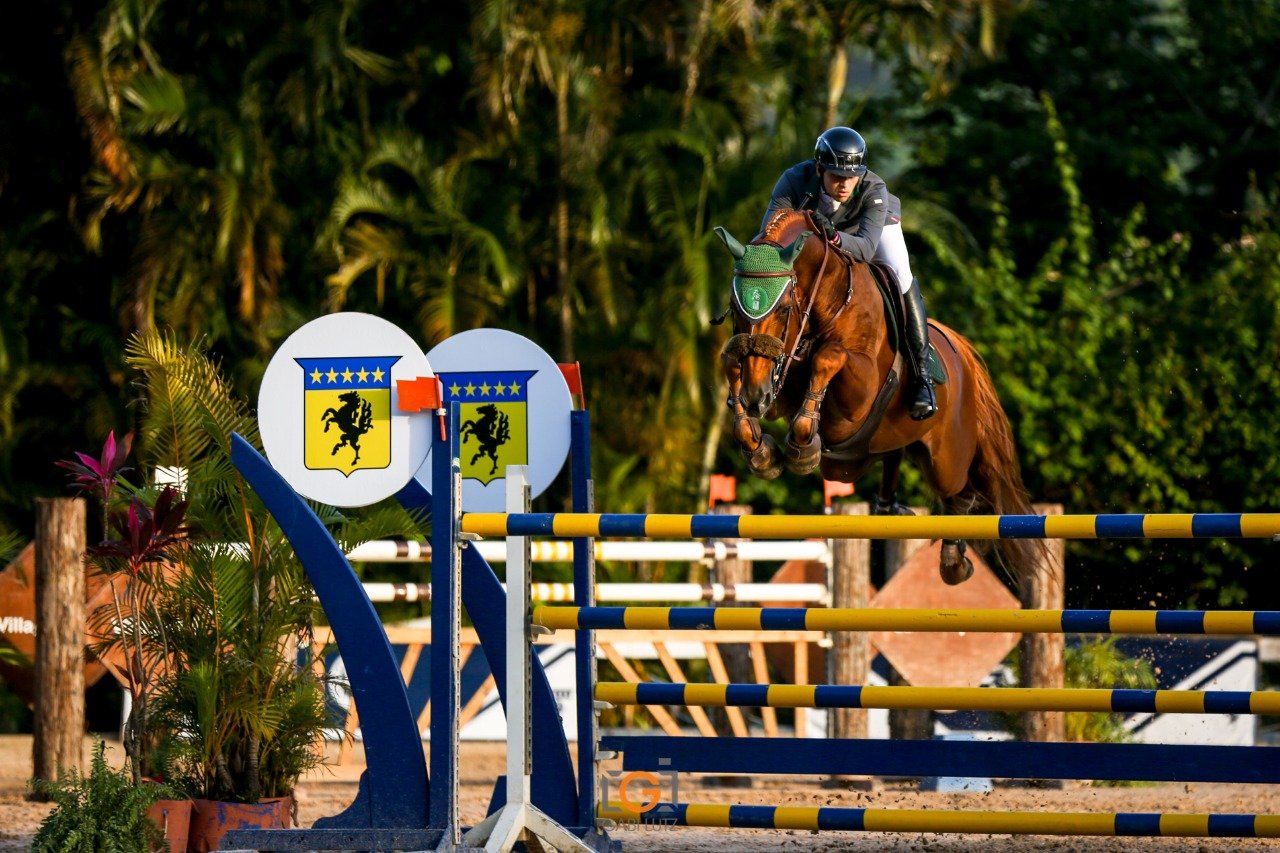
[873,499,914,517]
[743,435,783,480]
[783,434,821,475]
[940,555,974,586]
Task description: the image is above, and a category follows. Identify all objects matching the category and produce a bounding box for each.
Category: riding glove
[810,211,840,245]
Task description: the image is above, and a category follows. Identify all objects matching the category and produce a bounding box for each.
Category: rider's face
[821,169,859,204]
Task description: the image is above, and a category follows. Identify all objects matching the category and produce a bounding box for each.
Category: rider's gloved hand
[811,211,840,245]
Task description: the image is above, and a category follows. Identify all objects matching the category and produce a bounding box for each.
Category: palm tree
[471,0,639,361]
[64,0,394,357]
[323,132,518,345]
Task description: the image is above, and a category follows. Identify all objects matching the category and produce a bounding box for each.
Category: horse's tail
[953,334,1046,581]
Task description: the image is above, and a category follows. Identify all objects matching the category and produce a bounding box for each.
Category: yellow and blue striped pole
[534,605,1280,635]
[595,682,1280,714]
[599,802,1280,837]
[463,511,1280,540]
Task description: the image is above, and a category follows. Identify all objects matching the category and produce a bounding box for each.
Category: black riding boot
[903,279,937,420]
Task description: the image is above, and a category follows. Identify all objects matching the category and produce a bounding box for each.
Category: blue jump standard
[224,429,612,852]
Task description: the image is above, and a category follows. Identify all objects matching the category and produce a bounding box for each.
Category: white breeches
[874,222,913,293]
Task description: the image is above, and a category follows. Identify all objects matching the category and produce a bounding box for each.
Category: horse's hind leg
[871,450,913,516]
[939,539,973,585]
[939,494,977,585]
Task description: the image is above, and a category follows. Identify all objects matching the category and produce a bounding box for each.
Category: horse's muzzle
[740,383,774,418]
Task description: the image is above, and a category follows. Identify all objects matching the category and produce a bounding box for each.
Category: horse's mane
[758,209,809,245]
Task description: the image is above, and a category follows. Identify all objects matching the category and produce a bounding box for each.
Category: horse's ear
[779,234,808,266]
[714,226,747,260]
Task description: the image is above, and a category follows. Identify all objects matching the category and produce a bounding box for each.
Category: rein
[773,223,830,392]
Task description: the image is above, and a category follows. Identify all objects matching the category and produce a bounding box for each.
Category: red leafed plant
[59,434,188,784]
[88,486,189,578]
[55,430,133,509]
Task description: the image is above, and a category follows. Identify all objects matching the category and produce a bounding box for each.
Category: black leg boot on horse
[871,450,915,516]
[904,279,937,421]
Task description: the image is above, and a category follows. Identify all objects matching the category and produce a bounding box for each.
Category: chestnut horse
[716,209,1039,584]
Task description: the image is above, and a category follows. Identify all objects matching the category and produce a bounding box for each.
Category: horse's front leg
[783,344,847,474]
[722,357,782,479]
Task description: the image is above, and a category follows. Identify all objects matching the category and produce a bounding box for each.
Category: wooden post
[829,502,870,741]
[1021,503,1066,742]
[884,507,933,741]
[33,497,86,785]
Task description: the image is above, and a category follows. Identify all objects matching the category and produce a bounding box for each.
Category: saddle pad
[927,341,948,384]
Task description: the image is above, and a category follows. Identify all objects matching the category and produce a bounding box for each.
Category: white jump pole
[346,539,830,564]
[462,466,592,853]
[358,581,828,604]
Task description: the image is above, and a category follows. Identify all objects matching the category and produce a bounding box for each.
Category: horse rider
[761,126,936,420]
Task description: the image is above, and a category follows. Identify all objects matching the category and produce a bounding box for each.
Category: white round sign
[258,313,433,507]
[414,328,572,511]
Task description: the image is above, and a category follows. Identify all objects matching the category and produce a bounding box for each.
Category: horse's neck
[801,257,886,358]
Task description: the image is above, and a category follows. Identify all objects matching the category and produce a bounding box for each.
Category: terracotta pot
[187,796,293,852]
[145,798,192,853]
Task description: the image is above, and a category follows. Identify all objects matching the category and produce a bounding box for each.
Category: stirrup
[910,380,936,420]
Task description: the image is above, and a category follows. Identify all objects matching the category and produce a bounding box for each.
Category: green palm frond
[343,45,397,84]
[362,133,434,193]
[0,529,22,565]
[121,70,188,135]
[333,501,428,555]
[126,331,217,468]
[127,329,259,459]
[326,176,404,235]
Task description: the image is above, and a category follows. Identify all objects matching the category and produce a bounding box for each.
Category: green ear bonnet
[731,244,796,321]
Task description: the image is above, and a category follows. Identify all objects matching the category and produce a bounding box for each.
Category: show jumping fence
[485,470,1280,843]
[220,398,1280,851]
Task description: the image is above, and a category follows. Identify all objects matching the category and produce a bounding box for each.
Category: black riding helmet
[814,127,868,178]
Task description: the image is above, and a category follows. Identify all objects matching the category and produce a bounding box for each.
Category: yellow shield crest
[442,371,536,486]
[296,356,401,476]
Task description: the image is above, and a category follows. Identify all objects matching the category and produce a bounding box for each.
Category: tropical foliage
[30,738,169,853]
[116,332,325,801]
[1,0,1278,626]
[118,331,420,800]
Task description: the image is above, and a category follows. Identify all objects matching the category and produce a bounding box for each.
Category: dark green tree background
[2,0,1278,609]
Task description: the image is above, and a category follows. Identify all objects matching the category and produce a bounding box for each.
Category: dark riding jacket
[761,162,902,263]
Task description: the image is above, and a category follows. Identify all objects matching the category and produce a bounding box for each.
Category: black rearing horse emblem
[321,390,375,466]
[460,403,511,475]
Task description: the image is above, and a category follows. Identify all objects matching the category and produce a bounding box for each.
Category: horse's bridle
[725,211,851,409]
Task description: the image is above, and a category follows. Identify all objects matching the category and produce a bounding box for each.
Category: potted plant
[56,330,416,850]
[55,342,326,850]
[114,330,415,851]
[30,737,173,853]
